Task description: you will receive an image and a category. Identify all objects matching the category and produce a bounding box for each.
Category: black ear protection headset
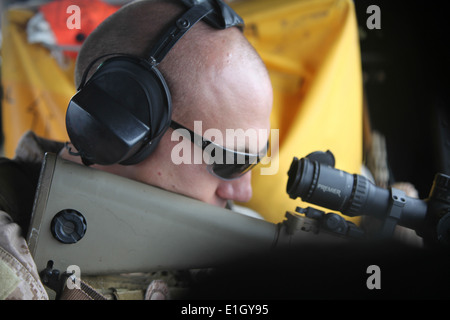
[66,0,244,166]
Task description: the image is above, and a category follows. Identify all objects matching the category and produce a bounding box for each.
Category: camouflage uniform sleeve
[0,211,48,300]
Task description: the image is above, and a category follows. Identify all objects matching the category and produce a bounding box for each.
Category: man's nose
[216,172,253,203]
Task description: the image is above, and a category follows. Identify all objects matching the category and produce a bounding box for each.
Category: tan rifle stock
[27,153,334,276]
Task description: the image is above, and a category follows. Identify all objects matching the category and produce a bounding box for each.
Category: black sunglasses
[170,121,268,180]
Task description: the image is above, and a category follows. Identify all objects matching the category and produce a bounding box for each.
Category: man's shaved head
[75,0,268,120]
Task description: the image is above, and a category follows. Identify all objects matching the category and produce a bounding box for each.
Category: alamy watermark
[66,265,81,290]
[66,264,381,293]
[66,5,81,30]
[66,4,382,31]
[366,5,381,30]
[366,265,381,290]
[170,121,279,176]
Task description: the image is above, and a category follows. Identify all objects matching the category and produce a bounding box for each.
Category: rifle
[27,151,450,298]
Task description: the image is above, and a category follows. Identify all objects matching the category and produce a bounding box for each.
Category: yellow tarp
[231,0,363,223]
[1,9,73,155]
[1,0,362,224]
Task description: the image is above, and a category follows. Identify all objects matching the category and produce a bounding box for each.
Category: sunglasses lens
[170,120,269,180]
[207,143,268,180]
[208,160,258,180]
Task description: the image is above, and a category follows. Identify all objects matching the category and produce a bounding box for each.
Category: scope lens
[287,157,315,201]
[286,155,391,218]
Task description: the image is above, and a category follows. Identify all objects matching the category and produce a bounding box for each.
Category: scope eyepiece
[286,151,428,234]
[287,151,370,216]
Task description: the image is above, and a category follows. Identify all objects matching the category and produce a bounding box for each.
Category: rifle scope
[286,151,450,245]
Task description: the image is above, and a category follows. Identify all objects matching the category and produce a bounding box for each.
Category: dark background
[353,0,450,198]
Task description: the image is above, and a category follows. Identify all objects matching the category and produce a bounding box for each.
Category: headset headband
[149,0,243,65]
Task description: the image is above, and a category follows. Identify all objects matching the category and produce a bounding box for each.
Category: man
[62,0,272,208]
[0,0,272,299]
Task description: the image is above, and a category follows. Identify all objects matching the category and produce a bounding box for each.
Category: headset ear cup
[119,129,165,165]
[66,56,172,165]
[117,63,172,165]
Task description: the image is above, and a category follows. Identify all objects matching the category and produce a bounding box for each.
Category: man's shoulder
[0,210,49,300]
[14,130,65,164]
